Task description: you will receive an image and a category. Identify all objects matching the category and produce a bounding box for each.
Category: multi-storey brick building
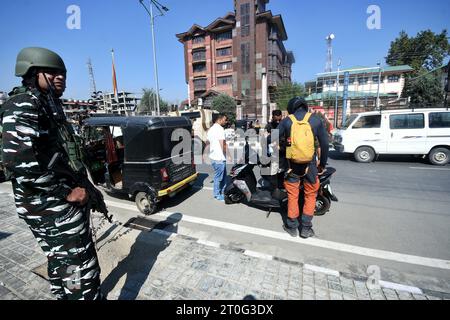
[176,0,294,119]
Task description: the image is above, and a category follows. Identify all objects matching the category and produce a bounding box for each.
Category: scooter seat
[251,190,280,208]
[251,190,272,202]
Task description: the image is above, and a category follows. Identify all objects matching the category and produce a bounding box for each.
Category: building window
[216,31,232,42]
[388,75,400,83]
[217,76,232,85]
[192,35,205,44]
[357,77,369,85]
[241,80,251,97]
[193,63,206,73]
[390,114,424,129]
[216,47,232,57]
[193,78,207,91]
[325,80,335,86]
[216,61,233,71]
[192,50,206,62]
[429,112,450,128]
[372,76,385,83]
[241,43,250,74]
[241,3,250,37]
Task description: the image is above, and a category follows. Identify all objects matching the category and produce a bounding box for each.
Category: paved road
[0,152,449,295]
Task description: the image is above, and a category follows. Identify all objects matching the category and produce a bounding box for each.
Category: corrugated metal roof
[316,65,413,78]
[306,91,398,101]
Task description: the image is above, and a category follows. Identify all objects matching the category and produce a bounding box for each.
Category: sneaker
[283,225,298,237]
[215,195,225,201]
[300,227,316,239]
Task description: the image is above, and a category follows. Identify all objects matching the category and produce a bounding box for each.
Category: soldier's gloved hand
[66,187,88,206]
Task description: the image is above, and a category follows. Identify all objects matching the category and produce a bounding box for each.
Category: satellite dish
[330,34,335,40]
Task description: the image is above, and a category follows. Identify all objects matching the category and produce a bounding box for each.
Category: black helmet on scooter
[287,96,308,115]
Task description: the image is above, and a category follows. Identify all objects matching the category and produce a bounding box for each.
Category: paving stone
[425,295,442,300]
[328,282,342,292]
[286,288,301,300]
[397,291,414,300]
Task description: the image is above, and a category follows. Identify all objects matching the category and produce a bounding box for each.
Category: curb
[121,216,450,299]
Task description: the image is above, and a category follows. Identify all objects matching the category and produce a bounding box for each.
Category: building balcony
[193,70,207,77]
[194,85,207,92]
[192,57,207,63]
[192,42,206,50]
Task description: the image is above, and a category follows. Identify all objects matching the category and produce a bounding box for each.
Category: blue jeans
[211,161,227,198]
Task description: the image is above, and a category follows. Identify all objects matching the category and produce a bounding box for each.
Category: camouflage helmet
[15,47,66,77]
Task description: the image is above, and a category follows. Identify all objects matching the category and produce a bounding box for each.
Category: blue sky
[0,0,449,102]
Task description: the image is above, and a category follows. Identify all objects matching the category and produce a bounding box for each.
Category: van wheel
[429,148,450,166]
[354,147,375,163]
[135,192,158,215]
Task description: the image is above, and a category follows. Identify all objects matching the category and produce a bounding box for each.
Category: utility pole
[334,59,341,128]
[376,62,382,110]
[261,68,268,126]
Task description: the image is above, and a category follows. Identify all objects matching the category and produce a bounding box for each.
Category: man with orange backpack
[278,97,329,238]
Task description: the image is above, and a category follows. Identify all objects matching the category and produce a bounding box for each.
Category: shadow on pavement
[0,232,11,241]
[101,213,182,300]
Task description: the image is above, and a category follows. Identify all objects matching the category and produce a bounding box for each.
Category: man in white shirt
[207,114,228,201]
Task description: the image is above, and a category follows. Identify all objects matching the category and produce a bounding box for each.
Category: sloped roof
[176,13,235,41]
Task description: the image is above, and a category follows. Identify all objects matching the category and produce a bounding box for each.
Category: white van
[333,108,450,165]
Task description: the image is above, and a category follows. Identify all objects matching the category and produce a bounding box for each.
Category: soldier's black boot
[300,215,315,239]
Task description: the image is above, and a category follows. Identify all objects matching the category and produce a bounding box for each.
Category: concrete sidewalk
[0,192,447,300]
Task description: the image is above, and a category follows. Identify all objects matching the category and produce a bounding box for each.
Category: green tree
[386,29,450,106]
[273,82,306,111]
[403,72,444,106]
[137,88,169,114]
[211,94,236,123]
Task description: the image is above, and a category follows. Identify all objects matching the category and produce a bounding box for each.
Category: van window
[352,115,381,129]
[429,112,450,128]
[342,114,358,129]
[390,114,424,129]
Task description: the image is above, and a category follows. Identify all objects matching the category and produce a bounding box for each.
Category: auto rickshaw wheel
[135,192,158,215]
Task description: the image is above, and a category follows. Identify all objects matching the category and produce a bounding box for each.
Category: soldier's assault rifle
[48,152,112,223]
[40,74,112,222]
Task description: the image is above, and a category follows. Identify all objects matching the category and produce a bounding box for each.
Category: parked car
[333,108,450,165]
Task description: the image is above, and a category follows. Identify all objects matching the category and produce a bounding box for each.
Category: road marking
[409,167,450,171]
[193,186,214,191]
[379,280,423,295]
[105,199,450,271]
[197,239,221,248]
[304,264,340,277]
[244,250,273,261]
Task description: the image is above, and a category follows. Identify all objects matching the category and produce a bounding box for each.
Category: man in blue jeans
[207,114,228,201]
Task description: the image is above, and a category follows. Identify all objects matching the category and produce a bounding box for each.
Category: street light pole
[149,3,161,115]
[139,0,169,116]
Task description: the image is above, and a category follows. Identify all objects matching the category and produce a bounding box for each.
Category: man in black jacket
[277,97,329,238]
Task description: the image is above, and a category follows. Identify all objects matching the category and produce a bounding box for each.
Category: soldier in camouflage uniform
[0,47,103,300]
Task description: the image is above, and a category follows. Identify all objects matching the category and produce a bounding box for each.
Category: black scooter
[224,161,338,217]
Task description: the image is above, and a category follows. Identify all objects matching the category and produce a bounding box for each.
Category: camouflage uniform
[1,87,103,298]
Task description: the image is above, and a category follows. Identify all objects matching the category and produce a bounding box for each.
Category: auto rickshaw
[82,116,198,215]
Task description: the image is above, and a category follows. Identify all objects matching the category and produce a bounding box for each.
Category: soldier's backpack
[286,113,315,164]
